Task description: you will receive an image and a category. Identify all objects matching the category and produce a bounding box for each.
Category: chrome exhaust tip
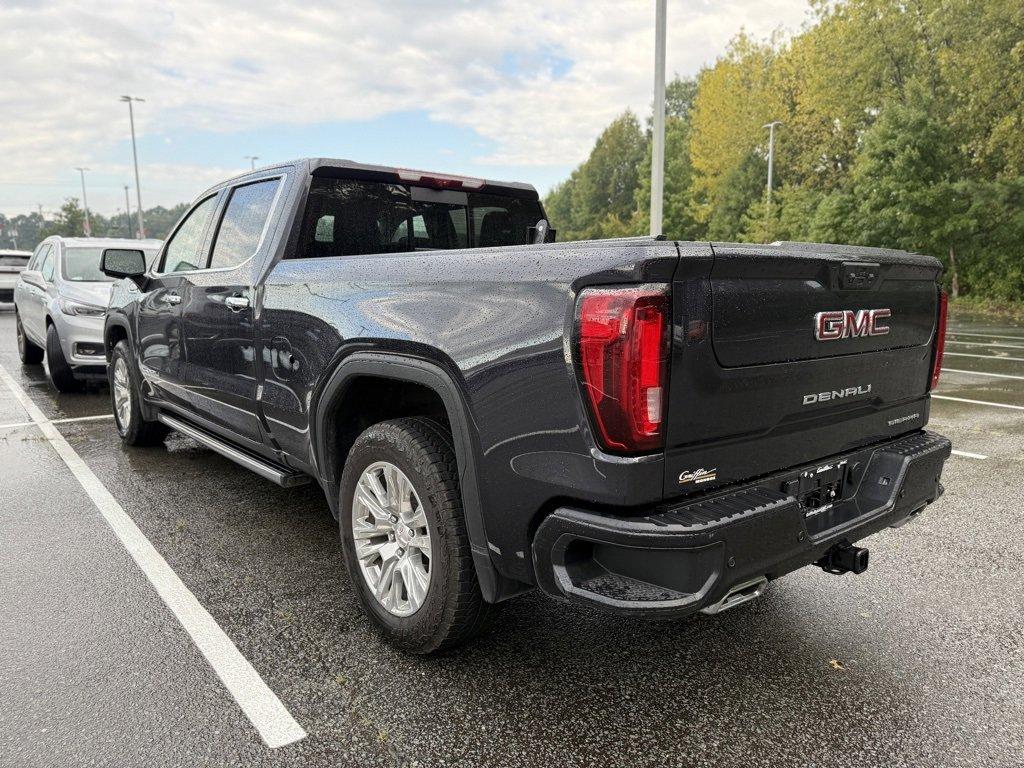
[699,576,768,615]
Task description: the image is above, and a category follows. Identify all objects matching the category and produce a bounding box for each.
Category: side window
[30,243,52,271]
[27,243,45,271]
[208,179,280,270]
[39,246,55,282]
[161,195,218,273]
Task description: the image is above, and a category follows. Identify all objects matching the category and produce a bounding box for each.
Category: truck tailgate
[663,242,942,498]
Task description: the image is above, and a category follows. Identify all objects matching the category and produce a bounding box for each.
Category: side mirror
[20,270,44,289]
[101,248,147,280]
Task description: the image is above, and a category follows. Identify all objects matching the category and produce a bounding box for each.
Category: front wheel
[109,340,168,446]
[45,324,81,393]
[339,417,490,654]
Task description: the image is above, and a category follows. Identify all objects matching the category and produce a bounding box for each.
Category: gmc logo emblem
[814,309,891,341]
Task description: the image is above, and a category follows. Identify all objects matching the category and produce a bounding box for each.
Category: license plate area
[784,460,849,517]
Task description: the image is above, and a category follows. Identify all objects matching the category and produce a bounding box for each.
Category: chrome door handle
[164,293,182,305]
[225,295,250,310]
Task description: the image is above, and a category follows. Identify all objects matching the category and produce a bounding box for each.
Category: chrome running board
[158,413,310,488]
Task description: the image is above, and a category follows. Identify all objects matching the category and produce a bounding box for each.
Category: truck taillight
[929,289,948,390]
[577,285,670,453]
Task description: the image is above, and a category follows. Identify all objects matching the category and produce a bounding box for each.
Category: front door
[177,177,282,449]
[136,193,219,410]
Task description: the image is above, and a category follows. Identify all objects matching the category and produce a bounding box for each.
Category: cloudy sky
[0,0,811,217]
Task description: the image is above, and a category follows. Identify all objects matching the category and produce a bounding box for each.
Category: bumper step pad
[532,430,951,617]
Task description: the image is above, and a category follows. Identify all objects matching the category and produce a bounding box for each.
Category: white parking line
[0,413,115,432]
[942,368,1024,381]
[0,364,306,749]
[951,449,988,460]
[947,339,1024,350]
[932,394,1024,411]
[945,351,1024,363]
[949,330,1024,342]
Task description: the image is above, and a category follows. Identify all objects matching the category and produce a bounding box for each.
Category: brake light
[395,168,486,190]
[577,285,670,453]
[930,289,948,390]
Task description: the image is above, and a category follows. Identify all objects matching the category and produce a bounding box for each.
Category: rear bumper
[532,430,951,617]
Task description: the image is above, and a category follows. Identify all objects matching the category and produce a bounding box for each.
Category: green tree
[570,111,647,238]
[41,198,88,239]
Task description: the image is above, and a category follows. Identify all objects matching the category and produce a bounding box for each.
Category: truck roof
[199,158,539,201]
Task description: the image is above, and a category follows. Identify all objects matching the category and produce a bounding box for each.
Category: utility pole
[124,185,134,238]
[649,0,667,237]
[121,95,147,238]
[75,167,92,236]
[763,121,782,224]
[244,155,259,170]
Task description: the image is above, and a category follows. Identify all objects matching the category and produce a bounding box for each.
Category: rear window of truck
[295,178,544,259]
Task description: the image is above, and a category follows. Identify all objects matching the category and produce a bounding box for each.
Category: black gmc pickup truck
[96,158,951,653]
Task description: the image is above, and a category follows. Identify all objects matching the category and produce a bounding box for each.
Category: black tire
[45,323,81,393]
[16,312,43,365]
[339,417,489,654]
[109,340,168,447]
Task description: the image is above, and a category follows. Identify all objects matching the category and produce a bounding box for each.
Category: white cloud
[0,0,811,214]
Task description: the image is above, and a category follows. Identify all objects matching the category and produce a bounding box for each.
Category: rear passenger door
[18,243,51,341]
[177,177,283,450]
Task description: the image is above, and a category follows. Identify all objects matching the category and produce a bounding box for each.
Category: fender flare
[312,351,522,603]
[103,316,133,359]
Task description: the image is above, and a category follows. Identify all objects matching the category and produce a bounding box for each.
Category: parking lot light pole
[763,120,782,207]
[649,0,667,237]
[245,155,259,170]
[124,184,134,238]
[121,95,146,238]
[75,167,92,236]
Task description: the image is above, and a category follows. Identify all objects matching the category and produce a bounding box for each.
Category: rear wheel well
[325,376,451,482]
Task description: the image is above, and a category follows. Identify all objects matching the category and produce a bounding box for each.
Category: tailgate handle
[838,262,880,290]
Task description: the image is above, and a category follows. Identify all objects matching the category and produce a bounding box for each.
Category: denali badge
[803,384,872,405]
[678,467,717,485]
[814,309,891,341]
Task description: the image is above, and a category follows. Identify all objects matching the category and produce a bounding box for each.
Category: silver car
[0,249,32,306]
[14,237,162,391]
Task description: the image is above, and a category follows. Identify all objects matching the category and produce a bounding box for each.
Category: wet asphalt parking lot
[0,308,1022,768]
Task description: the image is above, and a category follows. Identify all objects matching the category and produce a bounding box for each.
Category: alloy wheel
[351,461,432,617]
[112,357,132,432]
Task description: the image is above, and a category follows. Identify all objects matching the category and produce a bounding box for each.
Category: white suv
[14,237,161,391]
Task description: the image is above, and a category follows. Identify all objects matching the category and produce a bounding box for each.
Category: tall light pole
[649,0,667,237]
[763,120,782,208]
[124,185,134,238]
[121,95,146,238]
[244,155,259,170]
[762,121,783,238]
[75,167,92,236]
